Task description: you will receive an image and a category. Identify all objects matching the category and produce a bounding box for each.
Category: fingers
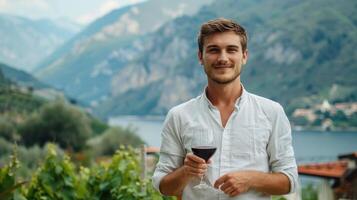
[184,153,208,178]
[220,182,239,197]
[219,180,232,191]
[184,166,206,177]
[230,189,240,197]
[218,184,241,197]
[225,187,236,197]
[214,174,228,189]
[214,174,241,197]
[185,154,207,167]
[186,153,206,163]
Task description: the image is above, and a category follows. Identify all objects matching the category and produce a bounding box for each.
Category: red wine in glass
[191,146,217,162]
[191,128,216,189]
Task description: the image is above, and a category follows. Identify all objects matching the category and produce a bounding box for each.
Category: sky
[0,0,147,25]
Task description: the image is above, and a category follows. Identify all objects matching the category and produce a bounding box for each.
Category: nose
[217,51,229,63]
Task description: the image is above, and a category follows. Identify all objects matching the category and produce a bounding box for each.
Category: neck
[206,77,242,107]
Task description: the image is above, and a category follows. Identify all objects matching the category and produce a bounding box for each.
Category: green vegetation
[301,184,318,200]
[0,63,48,89]
[1,145,321,200]
[20,101,92,151]
[272,196,287,200]
[0,145,172,200]
[0,117,19,142]
[88,127,144,156]
[0,88,45,114]
[0,78,145,180]
[0,152,27,200]
[0,69,9,87]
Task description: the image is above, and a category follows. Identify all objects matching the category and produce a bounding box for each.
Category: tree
[0,117,19,142]
[87,126,144,156]
[20,101,92,151]
[291,116,309,126]
[349,112,357,127]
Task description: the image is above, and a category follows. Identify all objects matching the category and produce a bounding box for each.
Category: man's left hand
[214,171,255,197]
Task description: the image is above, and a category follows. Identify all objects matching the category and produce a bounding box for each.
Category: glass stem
[199,175,204,185]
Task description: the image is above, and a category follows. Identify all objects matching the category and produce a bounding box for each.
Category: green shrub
[87,127,144,156]
[89,117,109,136]
[302,184,318,200]
[26,144,88,200]
[0,116,19,142]
[0,88,44,113]
[20,101,92,151]
[0,141,63,180]
[1,144,172,200]
[272,196,287,200]
[0,152,27,200]
[0,138,13,158]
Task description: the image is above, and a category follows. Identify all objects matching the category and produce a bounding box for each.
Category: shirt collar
[201,84,247,110]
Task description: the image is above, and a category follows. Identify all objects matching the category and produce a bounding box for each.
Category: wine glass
[191,128,217,189]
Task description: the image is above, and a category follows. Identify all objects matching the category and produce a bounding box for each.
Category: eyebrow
[227,45,239,49]
[206,45,240,49]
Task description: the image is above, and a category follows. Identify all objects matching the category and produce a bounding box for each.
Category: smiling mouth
[214,65,232,68]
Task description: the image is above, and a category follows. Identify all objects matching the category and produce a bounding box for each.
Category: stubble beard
[205,64,242,85]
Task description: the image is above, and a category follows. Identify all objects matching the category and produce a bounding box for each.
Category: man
[152,18,298,199]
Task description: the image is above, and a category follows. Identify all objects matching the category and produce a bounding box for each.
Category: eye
[207,48,219,53]
[227,48,238,53]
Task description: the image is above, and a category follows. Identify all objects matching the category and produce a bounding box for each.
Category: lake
[109,116,357,164]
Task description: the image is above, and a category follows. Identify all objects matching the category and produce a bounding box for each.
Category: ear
[242,49,249,65]
[198,51,203,65]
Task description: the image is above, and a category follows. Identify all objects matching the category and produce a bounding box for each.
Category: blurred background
[0,0,356,199]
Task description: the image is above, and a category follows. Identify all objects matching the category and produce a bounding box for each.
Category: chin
[209,73,240,84]
[211,77,236,84]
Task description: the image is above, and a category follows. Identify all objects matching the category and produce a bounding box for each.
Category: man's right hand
[158,153,211,196]
[183,153,210,178]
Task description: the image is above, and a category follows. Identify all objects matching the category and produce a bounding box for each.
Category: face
[198,31,248,85]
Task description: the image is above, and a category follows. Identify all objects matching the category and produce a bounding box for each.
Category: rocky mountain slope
[35,0,213,103]
[95,0,357,118]
[0,14,79,71]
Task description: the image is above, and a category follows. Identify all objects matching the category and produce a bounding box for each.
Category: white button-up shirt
[152,87,298,200]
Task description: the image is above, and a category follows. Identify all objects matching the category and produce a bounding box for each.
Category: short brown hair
[198,18,248,53]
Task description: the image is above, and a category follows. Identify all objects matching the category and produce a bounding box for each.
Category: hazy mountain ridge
[0,62,72,104]
[94,0,357,118]
[0,62,48,89]
[0,14,79,71]
[35,0,213,103]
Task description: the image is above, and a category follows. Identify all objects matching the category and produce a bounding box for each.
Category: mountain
[35,0,214,104]
[0,14,80,72]
[0,62,70,104]
[94,0,357,118]
[0,62,48,89]
[0,66,10,87]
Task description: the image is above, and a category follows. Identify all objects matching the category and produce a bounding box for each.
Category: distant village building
[319,99,332,112]
[292,108,317,122]
[298,152,357,199]
[335,102,357,116]
[322,118,334,131]
[291,100,357,130]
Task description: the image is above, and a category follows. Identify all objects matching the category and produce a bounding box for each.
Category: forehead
[203,31,242,49]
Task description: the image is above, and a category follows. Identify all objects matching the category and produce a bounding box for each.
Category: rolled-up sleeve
[152,109,185,193]
[267,104,299,193]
